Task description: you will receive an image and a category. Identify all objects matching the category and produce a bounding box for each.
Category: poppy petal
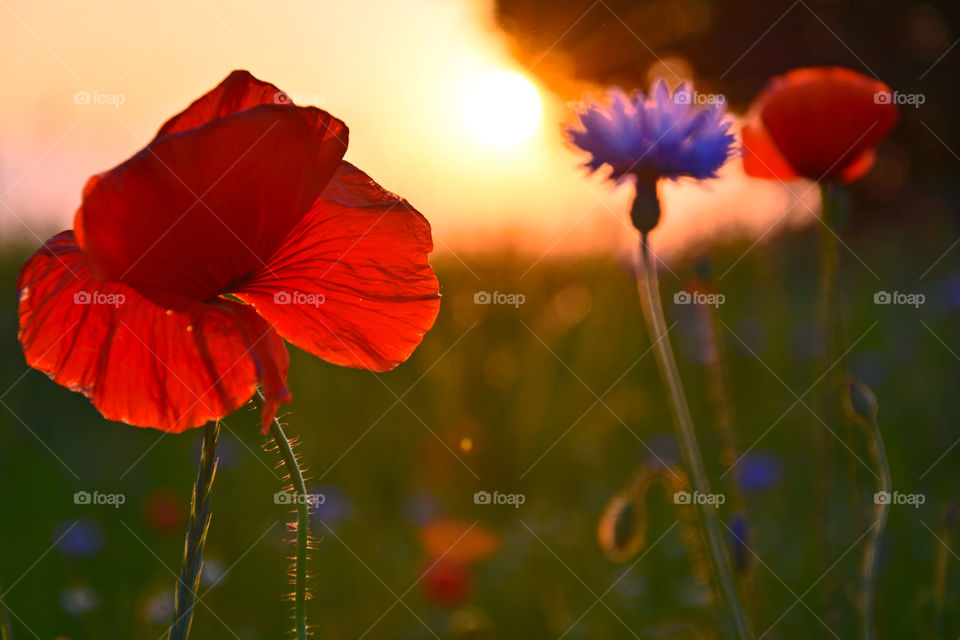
[16,231,290,433]
[235,162,441,371]
[740,117,802,181]
[755,67,898,181]
[837,148,877,183]
[75,104,348,304]
[155,70,288,139]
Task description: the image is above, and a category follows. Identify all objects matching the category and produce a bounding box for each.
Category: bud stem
[859,409,890,640]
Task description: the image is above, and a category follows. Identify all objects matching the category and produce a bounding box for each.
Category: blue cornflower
[54,519,105,558]
[736,451,783,494]
[566,80,735,183]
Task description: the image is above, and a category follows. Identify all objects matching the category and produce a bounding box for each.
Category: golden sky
[0,0,813,261]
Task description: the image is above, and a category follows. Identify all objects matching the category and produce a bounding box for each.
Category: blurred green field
[1,212,959,639]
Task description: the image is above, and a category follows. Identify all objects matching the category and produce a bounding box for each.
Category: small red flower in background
[422,560,472,607]
[418,518,499,607]
[144,488,185,535]
[17,70,440,433]
[742,67,899,183]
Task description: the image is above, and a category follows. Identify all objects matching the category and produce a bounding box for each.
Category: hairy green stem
[170,420,220,640]
[267,409,309,640]
[859,411,890,640]
[635,237,753,640]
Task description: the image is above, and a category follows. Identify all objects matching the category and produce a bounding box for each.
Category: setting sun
[462,70,541,147]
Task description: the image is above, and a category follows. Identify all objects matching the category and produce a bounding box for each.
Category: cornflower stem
[859,410,890,640]
[265,401,310,640]
[634,235,753,640]
[170,420,220,640]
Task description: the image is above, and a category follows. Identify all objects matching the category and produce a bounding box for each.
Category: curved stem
[859,412,890,640]
[268,411,309,640]
[170,420,220,640]
[635,237,753,640]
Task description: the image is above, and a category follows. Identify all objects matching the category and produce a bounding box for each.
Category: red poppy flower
[741,67,899,183]
[17,70,440,433]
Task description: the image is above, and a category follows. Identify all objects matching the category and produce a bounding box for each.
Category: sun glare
[462,71,541,147]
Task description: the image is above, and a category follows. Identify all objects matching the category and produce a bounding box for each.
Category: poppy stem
[265,403,310,640]
[858,409,889,640]
[814,183,853,614]
[634,235,754,640]
[170,419,220,640]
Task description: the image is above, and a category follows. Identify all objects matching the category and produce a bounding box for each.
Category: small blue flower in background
[307,485,352,527]
[402,489,439,526]
[727,513,750,573]
[941,273,960,311]
[54,519,104,558]
[736,451,783,494]
[565,81,735,182]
